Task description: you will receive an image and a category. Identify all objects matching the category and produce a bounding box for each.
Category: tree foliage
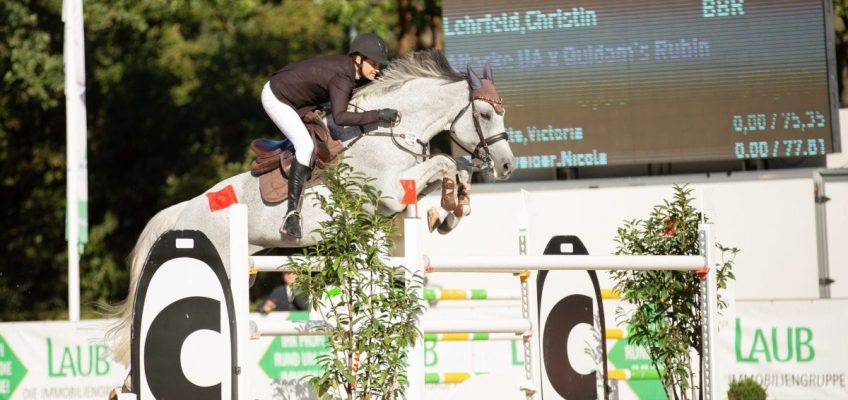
[611,185,737,400]
[289,160,424,399]
[834,0,848,105]
[727,377,767,400]
[0,0,440,321]
[2,0,70,319]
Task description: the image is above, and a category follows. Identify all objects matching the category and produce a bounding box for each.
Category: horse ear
[466,65,483,90]
[483,63,494,83]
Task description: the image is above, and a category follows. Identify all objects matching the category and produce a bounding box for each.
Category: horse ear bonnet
[468,65,504,114]
[483,63,494,83]
[466,65,483,90]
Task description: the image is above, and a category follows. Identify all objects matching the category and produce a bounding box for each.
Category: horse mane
[353,49,465,100]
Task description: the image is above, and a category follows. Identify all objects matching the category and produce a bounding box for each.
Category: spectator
[258,272,308,313]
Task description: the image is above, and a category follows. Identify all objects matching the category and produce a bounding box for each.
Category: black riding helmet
[348,33,389,65]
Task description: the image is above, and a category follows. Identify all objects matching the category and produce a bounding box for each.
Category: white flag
[63,0,88,321]
[63,0,88,250]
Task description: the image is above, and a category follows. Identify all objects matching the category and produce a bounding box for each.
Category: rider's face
[360,58,380,81]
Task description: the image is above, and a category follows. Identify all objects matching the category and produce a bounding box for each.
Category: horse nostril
[503,162,511,171]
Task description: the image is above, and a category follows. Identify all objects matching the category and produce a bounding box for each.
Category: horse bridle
[447,93,509,166]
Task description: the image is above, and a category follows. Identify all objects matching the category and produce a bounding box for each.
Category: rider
[261,33,399,238]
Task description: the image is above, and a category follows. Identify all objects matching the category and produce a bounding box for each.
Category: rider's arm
[328,75,380,126]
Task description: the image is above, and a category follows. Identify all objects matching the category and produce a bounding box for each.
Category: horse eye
[482,113,492,120]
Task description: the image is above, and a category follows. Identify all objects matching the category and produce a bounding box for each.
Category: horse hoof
[437,214,460,234]
[454,204,471,218]
[427,208,441,232]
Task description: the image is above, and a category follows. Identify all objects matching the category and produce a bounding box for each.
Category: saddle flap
[256,154,321,204]
[259,169,288,204]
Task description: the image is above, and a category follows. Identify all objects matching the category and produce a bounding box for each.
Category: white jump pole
[251,254,704,272]
[253,318,532,337]
[701,223,718,400]
[404,206,425,400]
[424,254,706,272]
[229,204,250,400]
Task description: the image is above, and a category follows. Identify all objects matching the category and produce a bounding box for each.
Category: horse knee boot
[441,175,458,212]
[281,160,312,238]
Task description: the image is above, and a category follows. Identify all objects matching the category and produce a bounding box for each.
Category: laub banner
[0,320,124,400]
[719,300,848,399]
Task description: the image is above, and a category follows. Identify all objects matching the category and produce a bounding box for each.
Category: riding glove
[378,108,400,124]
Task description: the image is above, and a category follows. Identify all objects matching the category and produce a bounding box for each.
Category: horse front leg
[423,166,476,234]
[378,155,454,213]
[393,155,472,234]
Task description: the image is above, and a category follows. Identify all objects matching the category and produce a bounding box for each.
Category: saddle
[250,110,344,204]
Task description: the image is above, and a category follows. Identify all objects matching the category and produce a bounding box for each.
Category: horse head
[450,64,515,180]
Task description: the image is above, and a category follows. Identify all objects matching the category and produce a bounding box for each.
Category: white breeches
[261,82,314,165]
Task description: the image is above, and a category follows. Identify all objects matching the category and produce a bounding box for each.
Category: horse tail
[104,201,187,366]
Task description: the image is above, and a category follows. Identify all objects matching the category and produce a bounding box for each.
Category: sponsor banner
[0,320,126,400]
[3,299,845,399]
[719,300,848,399]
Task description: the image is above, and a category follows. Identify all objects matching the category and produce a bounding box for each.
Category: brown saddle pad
[250,110,344,204]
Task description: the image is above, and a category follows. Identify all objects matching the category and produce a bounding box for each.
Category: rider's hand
[378,108,400,124]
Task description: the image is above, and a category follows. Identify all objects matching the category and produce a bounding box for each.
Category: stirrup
[281,211,302,238]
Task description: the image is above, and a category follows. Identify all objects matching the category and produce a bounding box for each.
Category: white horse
[106,50,515,366]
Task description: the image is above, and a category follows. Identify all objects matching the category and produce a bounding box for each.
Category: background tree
[396,0,442,54]
[2,0,70,319]
[0,0,442,321]
[834,0,848,105]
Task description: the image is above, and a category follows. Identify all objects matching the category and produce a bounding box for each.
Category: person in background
[258,271,308,313]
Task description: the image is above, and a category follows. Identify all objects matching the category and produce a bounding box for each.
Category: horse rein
[339,105,430,160]
[344,89,509,165]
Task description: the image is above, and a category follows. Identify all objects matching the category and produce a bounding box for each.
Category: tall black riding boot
[280,160,312,238]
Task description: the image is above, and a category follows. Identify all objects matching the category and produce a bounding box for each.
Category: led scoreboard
[443,0,840,169]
